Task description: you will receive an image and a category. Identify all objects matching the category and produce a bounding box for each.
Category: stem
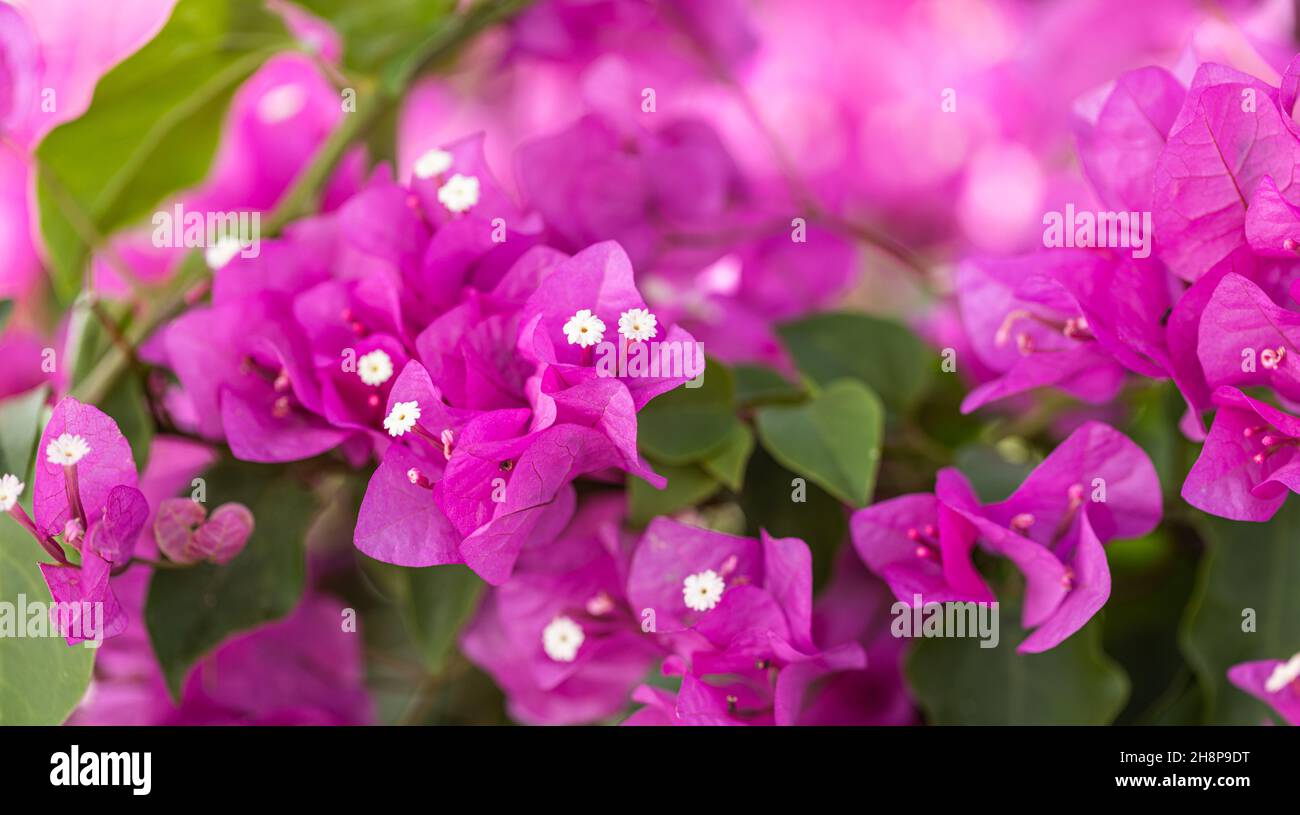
[5,505,69,565]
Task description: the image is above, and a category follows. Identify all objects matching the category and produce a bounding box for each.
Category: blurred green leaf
[628,463,719,526]
[36,0,290,301]
[953,442,1036,503]
[0,386,49,480]
[0,522,95,724]
[289,0,454,84]
[777,312,934,415]
[699,424,754,492]
[367,561,483,673]
[739,446,847,592]
[754,379,883,508]
[733,364,803,407]
[1181,497,1300,724]
[98,377,154,473]
[0,300,12,333]
[907,614,1129,724]
[146,460,314,698]
[637,359,738,465]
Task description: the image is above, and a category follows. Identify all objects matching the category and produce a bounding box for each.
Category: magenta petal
[1075,66,1184,212]
[33,397,138,538]
[1198,272,1300,401]
[39,550,127,645]
[1245,175,1300,257]
[1016,510,1110,653]
[84,485,148,564]
[354,445,460,567]
[627,518,761,634]
[1228,660,1300,725]
[759,530,815,653]
[193,503,254,565]
[219,386,347,463]
[154,497,208,565]
[1153,68,1300,282]
[989,421,1162,543]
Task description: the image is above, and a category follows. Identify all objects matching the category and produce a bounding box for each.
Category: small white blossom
[384,401,421,437]
[413,148,453,179]
[46,433,91,467]
[617,308,658,341]
[683,569,725,612]
[357,349,395,386]
[563,309,606,348]
[437,173,480,213]
[0,474,24,512]
[1265,652,1300,693]
[542,615,585,662]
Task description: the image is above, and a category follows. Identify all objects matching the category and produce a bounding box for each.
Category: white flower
[1265,652,1300,693]
[682,569,726,612]
[542,615,585,662]
[383,401,421,437]
[357,349,395,386]
[437,173,480,213]
[563,309,606,348]
[617,308,658,341]
[0,474,24,512]
[204,235,243,270]
[413,148,453,179]
[46,433,91,467]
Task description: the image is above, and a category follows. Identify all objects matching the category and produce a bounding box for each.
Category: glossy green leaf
[636,359,738,465]
[36,0,290,300]
[699,424,754,492]
[146,460,314,698]
[777,312,934,414]
[733,364,803,407]
[0,521,95,724]
[628,463,719,526]
[754,379,883,507]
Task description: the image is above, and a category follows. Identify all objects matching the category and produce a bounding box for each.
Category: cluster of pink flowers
[3,0,1300,726]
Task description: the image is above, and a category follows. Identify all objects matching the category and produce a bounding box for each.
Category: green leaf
[777,312,934,415]
[699,424,754,492]
[907,614,1130,725]
[754,379,883,507]
[98,377,155,473]
[636,359,738,465]
[363,561,483,672]
[733,364,803,407]
[1181,497,1300,724]
[0,521,95,724]
[36,0,290,300]
[953,442,1036,502]
[0,300,12,334]
[628,463,719,526]
[289,0,454,80]
[0,386,49,479]
[739,446,847,592]
[146,460,314,698]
